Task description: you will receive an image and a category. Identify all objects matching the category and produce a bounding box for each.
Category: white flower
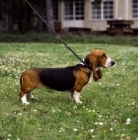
[126,118,131,124]
[90,129,94,132]
[8,134,11,137]
[52,110,56,113]
[33,110,37,113]
[81,127,84,129]
[126,118,131,122]
[59,127,65,132]
[99,122,104,125]
[73,128,78,131]
[92,110,95,113]
[126,121,130,124]
[18,113,22,116]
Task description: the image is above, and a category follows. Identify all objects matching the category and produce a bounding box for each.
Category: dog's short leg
[28,93,34,99]
[71,92,73,100]
[73,91,83,104]
[19,90,30,105]
[21,94,29,105]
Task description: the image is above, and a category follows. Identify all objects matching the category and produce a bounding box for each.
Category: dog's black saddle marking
[39,66,76,91]
[38,64,89,91]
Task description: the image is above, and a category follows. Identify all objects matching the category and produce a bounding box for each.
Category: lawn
[0,42,138,140]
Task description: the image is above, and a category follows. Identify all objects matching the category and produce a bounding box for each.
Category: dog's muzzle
[104,57,116,68]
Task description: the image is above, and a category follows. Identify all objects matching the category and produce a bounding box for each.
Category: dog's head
[84,49,115,82]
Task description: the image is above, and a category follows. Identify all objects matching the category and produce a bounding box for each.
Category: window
[91,0,114,20]
[64,0,84,20]
[91,3,101,19]
[132,0,138,18]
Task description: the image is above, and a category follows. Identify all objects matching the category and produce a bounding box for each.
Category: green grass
[0,42,138,140]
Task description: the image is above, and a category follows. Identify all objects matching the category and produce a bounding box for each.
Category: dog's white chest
[88,73,93,84]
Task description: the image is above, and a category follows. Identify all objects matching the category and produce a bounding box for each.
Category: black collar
[80,60,92,70]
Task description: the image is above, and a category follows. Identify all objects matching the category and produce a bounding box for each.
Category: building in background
[0,0,138,32]
[56,0,138,31]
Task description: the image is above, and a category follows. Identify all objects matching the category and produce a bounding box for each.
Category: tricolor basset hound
[19,49,115,105]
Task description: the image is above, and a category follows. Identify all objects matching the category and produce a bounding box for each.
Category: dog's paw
[76,100,83,104]
[23,102,30,105]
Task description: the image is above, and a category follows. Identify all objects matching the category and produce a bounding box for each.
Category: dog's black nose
[111,60,116,66]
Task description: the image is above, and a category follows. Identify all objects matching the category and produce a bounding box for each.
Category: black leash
[26,0,89,67]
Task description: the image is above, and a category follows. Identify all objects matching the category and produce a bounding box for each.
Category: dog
[19,49,115,105]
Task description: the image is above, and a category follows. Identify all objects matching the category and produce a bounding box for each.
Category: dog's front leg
[21,94,30,105]
[27,93,34,99]
[73,91,83,104]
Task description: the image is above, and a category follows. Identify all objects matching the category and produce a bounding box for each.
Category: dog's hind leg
[19,91,30,105]
[19,71,38,105]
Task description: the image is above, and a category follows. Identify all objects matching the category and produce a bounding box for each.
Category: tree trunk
[37,0,43,32]
[25,6,33,32]
[7,0,14,33]
[46,0,54,33]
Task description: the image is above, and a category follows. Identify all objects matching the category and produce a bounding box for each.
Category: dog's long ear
[91,62,99,82]
[84,54,99,82]
[96,68,102,79]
